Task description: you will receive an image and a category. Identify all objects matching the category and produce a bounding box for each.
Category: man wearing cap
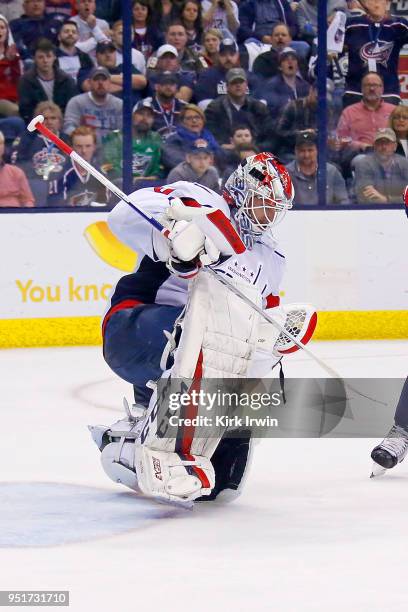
[56,20,94,84]
[353,127,408,204]
[63,66,123,143]
[79,40,147,104]
[286,130,349,205]
[205,67,270,146]
[147,72,187,140]
[147,44,195,103]
[18,38,78,124]
[167,141,220,192]
[194,37,259,110]
[164,22,208,76]
[254,46,310,120]
[101,99,162,186]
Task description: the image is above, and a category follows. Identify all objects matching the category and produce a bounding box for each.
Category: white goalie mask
[223,153,294,237]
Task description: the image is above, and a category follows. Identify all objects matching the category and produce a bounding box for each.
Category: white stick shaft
[70,152,128,202]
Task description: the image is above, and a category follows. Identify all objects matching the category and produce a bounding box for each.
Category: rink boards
[0,209,406,347]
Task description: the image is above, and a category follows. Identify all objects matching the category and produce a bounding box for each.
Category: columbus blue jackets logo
[360,40,394,68]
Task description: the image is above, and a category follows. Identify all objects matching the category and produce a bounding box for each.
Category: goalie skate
[370,424,408,478]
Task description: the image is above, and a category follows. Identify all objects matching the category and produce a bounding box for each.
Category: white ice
[0,340,407,612]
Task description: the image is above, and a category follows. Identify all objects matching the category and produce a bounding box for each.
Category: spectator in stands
[168,141,220,192]
[0,16,21,117]
[0,1,24,22]
[63,66,123,142]
[45,0,73,21]
[132,0,164,61]
[255,47,309,119]
[275,83,317,162]
[334,72,395,174]
[0,130,34,207]
[56,20,94,84]
[146,71,187,140]
[179,0,204,51]
[164,21,208,75]
[71,0,110,59]
[111,19,146,74]
[146,44,195,102]
[202,0,239,38]
[94,0,121,23]
[10,0,61,61]
[205,67,270,145]
[150,0,174,32]
[162,102,222,170]
[222,123,254,151]
[353,127,408,204]
[388,105,408,158]
[291,0,347,40]
[343,0,408,106]
[102,98,162,186]
[62,126,109,206]
[237,0,297,44]
[18,39,78,124]
[12,101,67,207]
[286,130,349,205]
[251,22,309,79]
[221,141,259,185]
[220,123,256,169]
[80,41,147,104]
[194,37,259,110]
[201,28,222,66]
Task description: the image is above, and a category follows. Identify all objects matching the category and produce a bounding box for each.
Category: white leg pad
[134,446,215,504]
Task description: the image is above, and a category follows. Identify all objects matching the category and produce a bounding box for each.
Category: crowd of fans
[0,0,407,208]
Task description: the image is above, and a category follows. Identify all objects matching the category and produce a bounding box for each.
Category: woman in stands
[389,105,408,159]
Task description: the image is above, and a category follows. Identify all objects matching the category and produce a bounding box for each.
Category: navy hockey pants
[103,304,183,407]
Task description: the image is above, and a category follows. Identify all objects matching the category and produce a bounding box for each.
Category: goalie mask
[223,153,294,240]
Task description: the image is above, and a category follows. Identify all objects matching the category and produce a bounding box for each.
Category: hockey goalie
[89,153,317,506]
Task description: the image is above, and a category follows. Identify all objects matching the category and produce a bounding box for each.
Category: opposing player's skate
[370,424,408,478]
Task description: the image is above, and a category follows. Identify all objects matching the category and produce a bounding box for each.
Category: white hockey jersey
[104,181,286,325]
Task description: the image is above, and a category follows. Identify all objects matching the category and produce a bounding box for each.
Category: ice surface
[0,341,407,612]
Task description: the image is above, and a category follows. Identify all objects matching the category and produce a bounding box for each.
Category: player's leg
[103,303,183,406]
[92,274,269,505]
[371,377,408,471]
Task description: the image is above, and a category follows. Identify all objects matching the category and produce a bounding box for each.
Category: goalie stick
[26,114,385,398]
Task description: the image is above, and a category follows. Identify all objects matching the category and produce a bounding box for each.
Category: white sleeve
[107,188,170,259]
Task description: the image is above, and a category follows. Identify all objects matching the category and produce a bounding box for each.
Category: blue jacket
[10,14,61,60]
[162,124,222,170]
[237,0,297,43]
[255,72,310,118]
